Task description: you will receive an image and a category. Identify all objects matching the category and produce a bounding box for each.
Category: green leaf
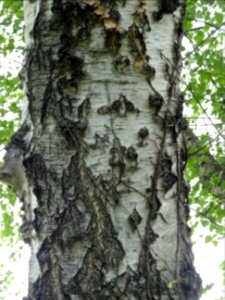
[194,31,205,44]
[205,235,213,243]
[201,283,214,294]
[219,261,225,271]
[215,12,224,25]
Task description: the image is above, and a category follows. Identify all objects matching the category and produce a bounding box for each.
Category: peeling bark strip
[0,0,201,299]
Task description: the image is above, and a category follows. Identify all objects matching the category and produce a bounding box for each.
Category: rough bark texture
[3,0,202,299]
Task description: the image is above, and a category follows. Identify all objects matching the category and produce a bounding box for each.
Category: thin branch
[185,127,225,200]
[185,19,225,32]
[189,206,222,228]
[187,128,220,157]
[184,22,225,60]
[182,78,225,140]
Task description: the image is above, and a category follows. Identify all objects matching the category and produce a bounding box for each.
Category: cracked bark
[1,0,202,299]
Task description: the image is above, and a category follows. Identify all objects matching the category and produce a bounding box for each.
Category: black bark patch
[125,146,138,169]
[148,94,163,115]
[33,185,43,201]
[20,221,32,244]
[69,56,85,79]
[67,240,125,297]
[62,154,82,199]
[149,194,161,217]
[162,173,178,192]
[113,55,130,73]
[6,121,31,151]
[153,0,180,21]
[128,24,146,57]
[32,208,42,233]
[111,99,122,112]
[159,154,178,192]
[179,258,202,299]
[128,208,142,231]
[108,8,121,22]
[138,127,149,139]
[52,0,92,28]
[33,271,52,300]
[60,118,87,146]
[152,11,163,22]
[97,105,111,115]
[24,154,47,183]
[78,97,91,118]
[160,0,180,14]
[133,8,151,33]
[37,239,51,267]
[160,154,172,173]
[53,204,88,246]
[126,146,138,161]
[173,41,181,63]
[105,30,122,54]
[109,146,125,170]
[41,79,53,123]
[111,94,138,116]
[124,99,136,112]
[138,238,164,299]
[66,248,104,296]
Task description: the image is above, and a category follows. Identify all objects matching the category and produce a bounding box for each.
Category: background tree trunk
[4,0,202,299]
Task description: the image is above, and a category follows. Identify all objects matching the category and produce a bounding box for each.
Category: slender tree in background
[0,0,202,299]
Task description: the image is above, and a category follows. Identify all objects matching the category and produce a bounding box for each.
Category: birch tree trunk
[4,0,202,299]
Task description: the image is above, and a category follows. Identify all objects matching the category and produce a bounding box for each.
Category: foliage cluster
[183,0,225,241]
[0,1,24,298]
